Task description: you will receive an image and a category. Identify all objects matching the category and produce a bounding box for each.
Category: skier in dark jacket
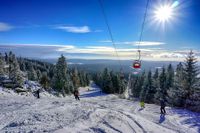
[160,99,166,114]
[74,90,80,101]
[36,89,40,99]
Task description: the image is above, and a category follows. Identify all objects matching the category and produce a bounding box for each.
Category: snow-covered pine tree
[36,69,42,80]
[72,68,80,90]
[40,72,50,90]
[0,53,5,76]
[153,68,159,89]
[48,65,55,79]
[118,73,126,94]
[155,67,167,101]
[67,73,74,94]
[188,81,200,112]
[78,71,89,87]
[165,64,175,105]
[101,68,113,93]
[132,71,146,98]
[9,54,24,87]
[111,72,119,93]
[145,70,156,103]
[182,50,199,110]
[166,64,174,89]
[8,51,13,78]
[4,52,8,64]
[20,62,26,72]
[85,73,90,86]
[53,54,68,96]
[78,71,84,87]
[93,72,103,88]
[129,75,138,97]
[168,62,185,106]
[28,65,38,81]
[18,57,26,71]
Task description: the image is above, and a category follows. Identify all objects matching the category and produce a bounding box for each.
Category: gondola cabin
[133,60,141,69]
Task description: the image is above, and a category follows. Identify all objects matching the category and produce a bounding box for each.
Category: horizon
[0,0,200,62]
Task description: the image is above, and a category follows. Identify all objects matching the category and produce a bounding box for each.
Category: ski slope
[0,85,200,133]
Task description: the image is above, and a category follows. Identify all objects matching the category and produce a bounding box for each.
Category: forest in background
[0,51,199,112]
[0,52,90,96]
[93,51,200,112]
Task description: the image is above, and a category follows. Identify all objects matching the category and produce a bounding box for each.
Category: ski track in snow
[0,86,200,133]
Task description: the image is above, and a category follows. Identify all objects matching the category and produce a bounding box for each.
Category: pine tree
[53,54,68,96]
[28,65,38,81]
[9,54,24,87]
[36,70,42,80]
[118,74,126,94]
[168,62,184,106]
[132,71,146,98]
[0,53,5,76]
[111,72,118,93]
[20,61,26,71]
[40,72,50,90]
[4,52,8,64]
[166,64,174,89]
[153,68,159,90]
[72,68,80,90]
[48,66,55,79]
[176,62,184,83]
[155,67,167,101]
[85,73,90,86]
[145,70,156,103]
[182,50,199,109]
[8,51,14,78]
[101,68,113,93]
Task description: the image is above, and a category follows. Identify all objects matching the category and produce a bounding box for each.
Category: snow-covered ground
[0,85,200,133]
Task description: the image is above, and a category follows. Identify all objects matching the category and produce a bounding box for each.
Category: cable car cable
[98,0,124,74]
[137,0,150,61]
[132,0,150,70]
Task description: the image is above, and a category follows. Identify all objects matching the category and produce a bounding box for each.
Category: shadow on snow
[159,114,165,123]
[80,90,107,98]
[171,109,200,132]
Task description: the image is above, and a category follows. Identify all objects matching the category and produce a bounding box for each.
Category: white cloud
[0,22,13,31]
[134,41,165,46]
[116,41,165,46]
[68,62,83,65]
[0,44,199,61]
[56,26,91,33]
[86,46,114,49]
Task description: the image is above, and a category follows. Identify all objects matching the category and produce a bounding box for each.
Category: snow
[23,80,42,92]
[0,85,200,133]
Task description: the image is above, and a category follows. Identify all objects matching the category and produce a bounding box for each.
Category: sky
[0,0,200,61]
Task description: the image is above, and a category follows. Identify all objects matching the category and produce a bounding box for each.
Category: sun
[154,5,174,22]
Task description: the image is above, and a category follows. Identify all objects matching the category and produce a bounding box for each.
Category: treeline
[93,51,200,112]
[0,52,90,96]
[93,68,127,94]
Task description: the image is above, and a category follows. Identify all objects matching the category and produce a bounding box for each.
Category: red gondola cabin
[133,60,141,69]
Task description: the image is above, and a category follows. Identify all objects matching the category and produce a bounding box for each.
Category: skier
[36,89,40,99]
[160,99,166,114]
[74,89,80,101]
[140,100,145,108]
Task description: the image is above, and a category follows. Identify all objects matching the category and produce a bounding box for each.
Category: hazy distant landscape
[38,58,179,73]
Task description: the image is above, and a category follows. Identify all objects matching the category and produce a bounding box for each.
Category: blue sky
[0,0,200,61]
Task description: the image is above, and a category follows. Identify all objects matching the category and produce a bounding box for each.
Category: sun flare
[154,5,173,22]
